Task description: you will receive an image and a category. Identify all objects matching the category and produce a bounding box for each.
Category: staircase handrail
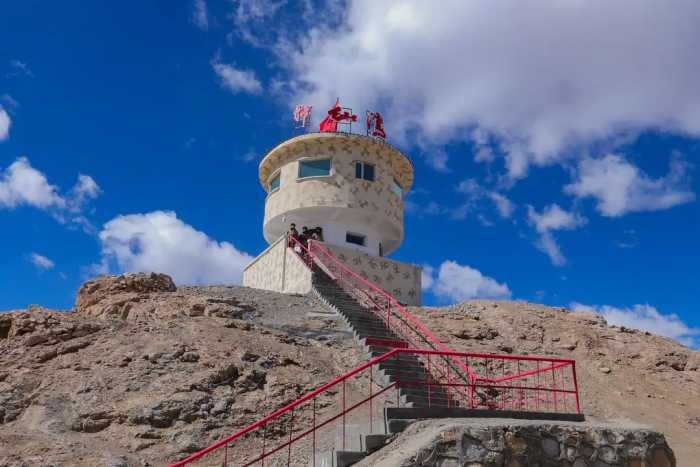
[169,347,581,466]
[305,239,478,383]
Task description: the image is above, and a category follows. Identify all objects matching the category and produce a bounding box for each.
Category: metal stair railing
[290,236,478,407]
[168,348,581,466]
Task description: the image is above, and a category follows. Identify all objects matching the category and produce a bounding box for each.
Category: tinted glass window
[355,162,375,181]
[269,173,280,192]
[346,232,366,246]
[298,159,331,178]
[364,164,375,181]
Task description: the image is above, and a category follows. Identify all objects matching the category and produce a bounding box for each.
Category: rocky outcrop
[74,272,256,321]
[0,277,697,466]
[358,419,676,467]
[0,275,363,467]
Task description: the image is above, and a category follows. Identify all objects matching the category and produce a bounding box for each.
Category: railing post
[551,366,558,412]
[369,365,373,434]
[287,408,294,466]
[312,399,316,467]
[572,362,581,414]
[261,424,266,467]
[427,354,432,408]
[396,353,401,407]
[342,379,346,452]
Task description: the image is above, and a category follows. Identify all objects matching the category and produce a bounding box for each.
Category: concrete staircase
[310,265,451,466]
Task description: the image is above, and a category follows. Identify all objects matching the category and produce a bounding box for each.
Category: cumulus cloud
[192,0,209,31]
[0,157,65,209]
[0,157,101,230]
[29,253,55,271]
[212,61,263,95]
[0,106,11,141]
[453,178,515,221]
[277,0,700,178]
[527,204,586,234]
[424,260,511,302]
[96,211,254,285]
[527,204,586,266]
[565,154,695,217]
[571,302,700,348]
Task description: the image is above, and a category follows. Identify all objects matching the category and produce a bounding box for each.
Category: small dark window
[346,232,366,246]
[299,159,331,178]
[354,162,375,182]
[269,173,280,192]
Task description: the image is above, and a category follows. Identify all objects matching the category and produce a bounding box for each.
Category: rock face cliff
[357,419,676,467]
[0,274,698,466]
[0,273,365,466]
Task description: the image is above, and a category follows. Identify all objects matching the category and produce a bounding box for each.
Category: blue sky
[1,1,698,346]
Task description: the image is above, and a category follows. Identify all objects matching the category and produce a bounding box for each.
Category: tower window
[355,162,375,181]
[269,173,280,192]
[346,232,366,247]
[392,178,403,198]
[298,159,332,179]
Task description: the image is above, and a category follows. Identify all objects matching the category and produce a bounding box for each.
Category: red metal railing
[169,349,580,466]
[292,237,479,406]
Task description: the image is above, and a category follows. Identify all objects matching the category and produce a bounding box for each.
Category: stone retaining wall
[358,419,675,467]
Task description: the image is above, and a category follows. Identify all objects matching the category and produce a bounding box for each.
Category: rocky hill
[0,273,698,466]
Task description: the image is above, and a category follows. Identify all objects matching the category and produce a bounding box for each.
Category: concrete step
[363,434,392,454]
[385,407,586,422]
[335,450,367,467]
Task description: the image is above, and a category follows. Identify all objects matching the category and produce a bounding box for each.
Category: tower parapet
[259,132,413,256]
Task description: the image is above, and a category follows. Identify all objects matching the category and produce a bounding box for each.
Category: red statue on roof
[319,98,357,132]
[366,111,386,139]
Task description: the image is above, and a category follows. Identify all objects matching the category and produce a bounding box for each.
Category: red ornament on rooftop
[319,98,357,132]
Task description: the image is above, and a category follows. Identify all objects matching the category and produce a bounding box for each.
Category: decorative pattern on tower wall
[322,243,422,306]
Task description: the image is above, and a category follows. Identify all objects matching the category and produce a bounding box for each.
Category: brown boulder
[75,272,176,312]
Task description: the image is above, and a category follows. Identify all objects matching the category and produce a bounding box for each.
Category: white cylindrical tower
[258,132,414,256]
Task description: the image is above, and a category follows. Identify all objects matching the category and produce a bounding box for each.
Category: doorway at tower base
[242,239,423,306]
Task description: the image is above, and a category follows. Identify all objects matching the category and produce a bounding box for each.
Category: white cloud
[280,0,700,178]
[192,0,209,30]
[454,178,515,220]
[527,204,586,234]
[96,211,254,285]
[571,302,700,348]
[565,154,695,217]
[0,157,65,209]
[424,260,511,302]
[534,232,565,267]
[489,192,514,219]
[0,106,11,141]
[426,148,450,173]
[212,61,263,95]
[68,174,101,211]
[29,253,55,271]
[526,204,586,266]
[0,157,101,230]
[232,0,290,46]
